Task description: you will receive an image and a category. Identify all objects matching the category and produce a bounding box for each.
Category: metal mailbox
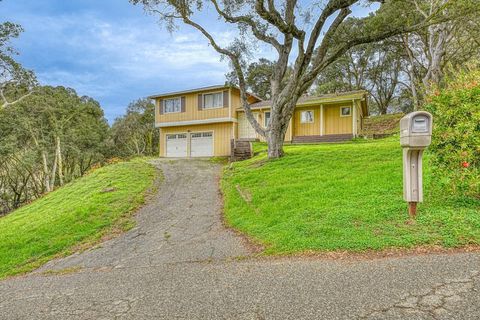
[400,111,433,217]
[400,111,432,148]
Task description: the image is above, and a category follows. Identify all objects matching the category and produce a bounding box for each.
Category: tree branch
[171,9,265,137]
[0,87,35,109]
[303,6,452,88]
[305,0,358,60]
[254,0,304,39]
[209,0,282,53]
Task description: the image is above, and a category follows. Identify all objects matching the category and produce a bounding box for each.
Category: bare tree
[132,0,460,158]
[402,0,480,102]
[368,44,402,114]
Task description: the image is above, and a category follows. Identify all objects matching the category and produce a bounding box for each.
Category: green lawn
[0,158,158,279]
[222,138,480,254]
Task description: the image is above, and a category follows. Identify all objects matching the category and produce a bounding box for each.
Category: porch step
[230,140,253,161]
[292,134,353,144]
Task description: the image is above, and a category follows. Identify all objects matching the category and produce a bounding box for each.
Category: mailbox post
[400,111,433,218]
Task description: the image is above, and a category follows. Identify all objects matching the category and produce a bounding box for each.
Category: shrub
[424,69,480,198]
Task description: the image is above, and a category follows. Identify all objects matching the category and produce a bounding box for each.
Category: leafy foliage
[0,21,36,108]
[424,68,480,198]
[0,86,110,214]
[110,98,159,157]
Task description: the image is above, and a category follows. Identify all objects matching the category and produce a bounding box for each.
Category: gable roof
[247,90,369,115]
[148,84,262,101]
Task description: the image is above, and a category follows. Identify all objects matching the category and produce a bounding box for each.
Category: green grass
[0,158,158,279]
[222,137,480,254]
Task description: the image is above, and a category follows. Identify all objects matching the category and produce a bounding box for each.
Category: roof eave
[240,91,369,110]
[148,85,263,101]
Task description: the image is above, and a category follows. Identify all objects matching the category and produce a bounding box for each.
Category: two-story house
[151,85,368,157]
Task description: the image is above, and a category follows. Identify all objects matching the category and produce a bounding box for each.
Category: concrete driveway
[0,159,479,320]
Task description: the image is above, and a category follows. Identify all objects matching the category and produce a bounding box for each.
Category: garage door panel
[166,133,187,157]
[191,132,213,157]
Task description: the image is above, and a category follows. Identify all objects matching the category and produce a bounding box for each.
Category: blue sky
[2,0,377,122]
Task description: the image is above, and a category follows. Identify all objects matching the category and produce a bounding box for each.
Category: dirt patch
[250,245,480,263]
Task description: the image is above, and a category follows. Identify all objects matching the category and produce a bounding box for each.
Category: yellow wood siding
[230,89,241,119]
[293,106,321,136]
[324,103,353,134]
[155,88,230,123]
[159,122,233,157]
[285,117,293,142]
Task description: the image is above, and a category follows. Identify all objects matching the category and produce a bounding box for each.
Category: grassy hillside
[0,158,158,279]
[222,138,480,254]
[362,113,403,137]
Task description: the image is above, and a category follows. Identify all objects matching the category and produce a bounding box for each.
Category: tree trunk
[40,151,52,192]
[266,133,284,158]
[266,119,288,158]
[422,24,448,93]
[56,136,64,186]
[401,34,421,110]
[49,148,58,190]
[409,73,420,111]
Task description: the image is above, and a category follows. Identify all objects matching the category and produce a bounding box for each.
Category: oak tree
[131,0,463,158]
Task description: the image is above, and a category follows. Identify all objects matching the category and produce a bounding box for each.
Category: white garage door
[166,133,187,157]
[190,132,213,157]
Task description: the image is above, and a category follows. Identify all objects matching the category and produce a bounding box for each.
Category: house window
[203,92,223,109]
[301,110,314,123]
[164,98,181,113]
[264,111,271,127]
[340,106,351,117]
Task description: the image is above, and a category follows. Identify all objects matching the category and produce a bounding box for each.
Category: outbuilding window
[203,92,223,109]
[164,98,181,113]
[301,110,314,123]
[264,111,271,127]
[340,106,351,117]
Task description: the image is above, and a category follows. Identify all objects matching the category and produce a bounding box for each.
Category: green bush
[424,69,480,198]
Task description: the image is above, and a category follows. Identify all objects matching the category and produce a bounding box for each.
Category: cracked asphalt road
[1,159,479,320]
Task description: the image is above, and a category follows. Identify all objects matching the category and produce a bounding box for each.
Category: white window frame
[163,97,181,114]
[340,106,352,117]
[202,91,224,109]
[300,110,314,123]
[264,111,271,127]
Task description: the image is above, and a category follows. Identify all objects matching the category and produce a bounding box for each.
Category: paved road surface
[1,159,479,319]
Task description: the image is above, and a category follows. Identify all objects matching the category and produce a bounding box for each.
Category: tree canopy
[0,20,36,108]
[0,86,109,214]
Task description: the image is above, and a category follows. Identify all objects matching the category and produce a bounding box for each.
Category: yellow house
[151,85,368,157]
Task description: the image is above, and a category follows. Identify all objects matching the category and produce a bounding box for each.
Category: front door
[238,113,257,139]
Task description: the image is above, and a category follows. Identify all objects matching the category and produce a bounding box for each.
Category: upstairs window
[264,111,271,127]
[164,98,181,113]
[301,110,314,123]
[203,92,223,109]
